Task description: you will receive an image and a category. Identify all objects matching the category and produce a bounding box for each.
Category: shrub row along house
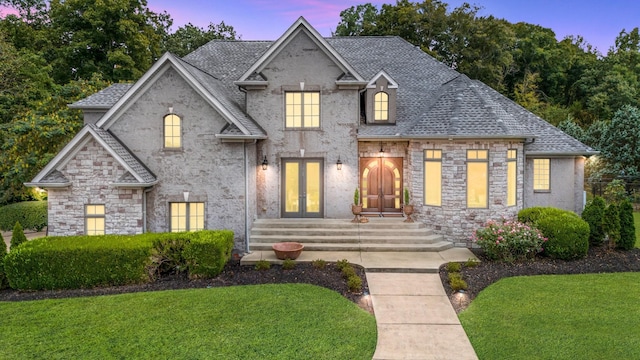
[26,17,596,249]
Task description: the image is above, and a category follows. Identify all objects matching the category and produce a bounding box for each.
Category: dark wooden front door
[282,158,323,218]
[360,157,403,213]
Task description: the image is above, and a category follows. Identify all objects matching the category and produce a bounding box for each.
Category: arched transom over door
[360,157,403,214]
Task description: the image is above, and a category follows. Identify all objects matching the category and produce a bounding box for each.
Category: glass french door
[282,159,323,218]
[360,157,403,213]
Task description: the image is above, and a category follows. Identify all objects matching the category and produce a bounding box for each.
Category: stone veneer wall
[47,138,143,236]
[409,140,525,247]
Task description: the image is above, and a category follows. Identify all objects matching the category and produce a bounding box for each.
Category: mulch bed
[440,246,640,313]
[0,259,370,309]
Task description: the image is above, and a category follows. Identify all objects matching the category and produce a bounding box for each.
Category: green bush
[347,275,362,293]
[335,259,350,271]
[535,213,590,260]
[581,196,606,246]
[10,222,27,250]
[618,200,636,250]
[4,235,154,290]
[518,207,578,225]
[446,262,461,272]
[604,179,628,203]
[0,201,47,231]
[465,258,479,268]
[282,259,296,270]
[3,230,234,290]
[0,232,7,289]
[182,230,233,278]
[603,203,621,248]
[255,260,271,270]
[341,265,356,279]
[448,272,468,291]
[312,259,327,269]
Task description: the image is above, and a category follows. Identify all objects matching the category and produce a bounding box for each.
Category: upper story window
[85,204,105,235]
[533,159,550,191]
[285,92,320,128]
[164,113,181,148]
[374,92,389,121]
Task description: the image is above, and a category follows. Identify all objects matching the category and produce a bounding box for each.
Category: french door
[282,159,323,218]
[360,157,403,213]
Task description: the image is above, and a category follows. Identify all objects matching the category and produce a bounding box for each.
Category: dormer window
[164,113,181,148]
[374,92,389,121]
[365,71,397,124]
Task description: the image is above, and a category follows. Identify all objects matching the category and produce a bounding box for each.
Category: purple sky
[149,0,639,54]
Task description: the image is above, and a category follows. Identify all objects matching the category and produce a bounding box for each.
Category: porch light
[336,156,343,170]
[261,155,268,170]
[379,143,384,157]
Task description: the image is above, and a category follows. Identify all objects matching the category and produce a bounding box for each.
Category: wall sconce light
[261,155,268,170]
[336,156,343,170]
[379,143,384,157]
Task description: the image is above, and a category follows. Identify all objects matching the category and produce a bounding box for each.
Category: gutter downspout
[244,141,251,253]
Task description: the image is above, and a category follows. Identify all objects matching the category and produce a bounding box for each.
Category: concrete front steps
[248,218,453,253]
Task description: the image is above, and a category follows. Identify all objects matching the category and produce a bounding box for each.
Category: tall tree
[163,21,238,57]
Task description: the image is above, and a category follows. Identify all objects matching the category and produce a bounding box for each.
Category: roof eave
[357,134,535,140]
[215,134,268,141]
[111,180,158,188]
[24,182,71,188]
[524,150,600,157]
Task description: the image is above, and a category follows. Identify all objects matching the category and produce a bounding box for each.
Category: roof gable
[26,124,157,188]
[95,52,265,138]
[236,17,365,84]
[367,70,398,89]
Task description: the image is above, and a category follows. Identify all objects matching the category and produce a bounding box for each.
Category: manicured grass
[459,273,640,360]
[0,284,376,359]
[634,212,640,247]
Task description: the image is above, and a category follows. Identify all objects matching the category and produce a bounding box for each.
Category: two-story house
[26,17,596,250]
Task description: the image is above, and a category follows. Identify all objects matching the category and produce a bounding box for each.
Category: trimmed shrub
[335,259,350,271]
[182,230,233,278]
[4,235,154,290]
[618,200,636,250]
[535,213,590,260]
[3,230,234,290]
[347,275,362,293]
[282,259,296,270]
[312,259,327,269]
[472,219,547,262]
[465,258,479,268]
[581,196,606,246]
[255,260,271,270]
[603,203,621,248]
[341,265,356,279]
[604,179,628,204]
[0,232,7,289]
[0,201,47,231]
[10,222,27,250]
[518,206,578,225]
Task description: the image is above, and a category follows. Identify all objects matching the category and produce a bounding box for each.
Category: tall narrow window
[507,150,517,206]
[424,150,442,206]
[285,92,320,128]
[374,92,389,121]
[533,159,550,191]
[85,204,105,235]
[170,202,205,232]
[467,150,488,208]
[164,114,181,148]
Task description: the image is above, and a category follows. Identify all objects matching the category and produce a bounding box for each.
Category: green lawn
[459,273,640,360]
[0,284,376,359]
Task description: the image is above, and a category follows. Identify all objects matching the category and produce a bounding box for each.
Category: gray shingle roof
[69,83,133,109]
[70,34,594,155]
[89,124,157,183]
[40,170,70,184]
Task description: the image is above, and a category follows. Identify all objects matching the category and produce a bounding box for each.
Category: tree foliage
[618,199,636,250]
[163,21,238,57]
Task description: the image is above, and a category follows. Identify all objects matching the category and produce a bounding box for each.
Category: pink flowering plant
[471,218,547,262]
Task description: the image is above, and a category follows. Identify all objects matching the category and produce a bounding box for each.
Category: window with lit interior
[507,150,517,206]
[85,204,105,235]
[170,202,205,232]
[533,159,550,191]
[374,92,389,121]
[164,114,181,148]
[467,150,488,208]
[424,150,442,206]
[285,92,319,128]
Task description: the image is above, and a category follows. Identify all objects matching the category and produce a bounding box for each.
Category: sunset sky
[149,0,639,54]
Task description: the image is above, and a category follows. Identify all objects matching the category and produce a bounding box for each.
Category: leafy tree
[334,3,379,36]
[10,221,27,249]
[163,21,238,57]
[603,203,620,249]
[557,118,585,142]
[581,196,606,246]
[617,199,636,250]
[599,105,640,177]
[47,0,172,83]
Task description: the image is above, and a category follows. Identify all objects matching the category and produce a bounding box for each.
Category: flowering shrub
[472,219,547,262]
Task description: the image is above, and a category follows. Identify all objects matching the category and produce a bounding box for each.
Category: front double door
[282,158,323,218]
[360,157,403,214]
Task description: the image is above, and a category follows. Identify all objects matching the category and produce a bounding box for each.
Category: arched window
[374,92,389,121]
[164,113,181,148]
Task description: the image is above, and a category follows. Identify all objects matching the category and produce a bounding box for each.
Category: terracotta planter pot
[352,204,363,223]
[403,204,414,223]
[272,242,304,260]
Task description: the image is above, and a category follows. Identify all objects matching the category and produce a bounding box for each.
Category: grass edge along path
[459,272,640,360]
[0,283,376,359]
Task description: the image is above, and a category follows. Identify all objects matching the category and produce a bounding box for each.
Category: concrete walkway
[242,248,479,359]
